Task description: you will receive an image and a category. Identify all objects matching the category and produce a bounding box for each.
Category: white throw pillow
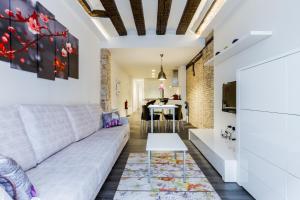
[19,105,75,163]
[0,106,37,170]
[86,104,103,130]
[64,105,95,141]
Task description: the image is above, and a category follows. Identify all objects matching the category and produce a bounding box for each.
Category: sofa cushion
[37,125,129,171]
[26,125,130,200]
[64,105,95,141]
[91,124,130,142]
[0,106,37,170]
[86,104,102,131]
[27,165,99,200]
[19,105,75,163]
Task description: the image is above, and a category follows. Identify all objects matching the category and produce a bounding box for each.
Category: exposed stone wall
[100,49,111,112]
[186,41,214,128]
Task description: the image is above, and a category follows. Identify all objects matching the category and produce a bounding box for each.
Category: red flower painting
[0,0,79,80]
[68,32,79,79]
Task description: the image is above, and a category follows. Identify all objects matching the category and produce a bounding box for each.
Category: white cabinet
[240,110,287,170]
[237,49,300,200]
[189,129,237,182]
[239,58,287,113]
[287,174,300,200]
[239,167,284,200]
[240,149,286,199]
[287,115,300,178]
[287,53,300,115]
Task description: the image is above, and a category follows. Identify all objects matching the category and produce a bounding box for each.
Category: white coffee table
[146,133,188,183]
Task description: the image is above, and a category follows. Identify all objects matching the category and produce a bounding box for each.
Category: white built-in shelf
[204,31,272,66]
[189,129,237,182]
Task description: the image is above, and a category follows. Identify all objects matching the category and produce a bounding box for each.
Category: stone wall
[100,49,112,112]
[186,41,214,128]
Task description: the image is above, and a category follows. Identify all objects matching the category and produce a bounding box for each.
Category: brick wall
[186,41,214,128]
[100,49,111,112]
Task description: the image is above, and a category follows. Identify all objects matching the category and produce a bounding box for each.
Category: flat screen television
[222,81,236,113]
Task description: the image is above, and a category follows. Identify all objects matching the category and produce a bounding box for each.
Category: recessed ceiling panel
[115,0,136,35]
[143,0,158,34]
[110,47,202,78]
[99,18,119,38]
[167,0,187,33]
[86,0,105,10]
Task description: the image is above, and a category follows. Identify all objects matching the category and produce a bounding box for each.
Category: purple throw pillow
[102,111,122,128]
[0,155,38,200]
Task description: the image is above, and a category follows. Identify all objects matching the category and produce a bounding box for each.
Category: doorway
[132,79,144,112]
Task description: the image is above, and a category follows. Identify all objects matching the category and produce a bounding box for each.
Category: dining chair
[140,105,160,133]
[163,104,183,132]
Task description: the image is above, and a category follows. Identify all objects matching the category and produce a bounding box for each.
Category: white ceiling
[86,0,208,38]
[78,0,231,79]
[110,47,201,78]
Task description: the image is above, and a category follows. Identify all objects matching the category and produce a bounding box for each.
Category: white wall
[214,0,300,132]
[0,0,101,106]
[111,59,133,117]
[144,70,180,99]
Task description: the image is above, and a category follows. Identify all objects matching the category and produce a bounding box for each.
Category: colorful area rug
[113,152,221,200]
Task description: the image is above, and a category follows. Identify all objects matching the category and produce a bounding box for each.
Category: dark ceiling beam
[176,0,202,35]
[186,35,214,69]
[100,0,127,36]
[129,0,146,35]
[186,51,202,69]
[78,0,109,18]
[156,0,172,35]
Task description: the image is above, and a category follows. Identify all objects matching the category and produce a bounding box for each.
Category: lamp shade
[158,67,167,81]
[157,54,167,81]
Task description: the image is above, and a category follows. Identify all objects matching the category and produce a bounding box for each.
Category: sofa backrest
[86,104,103,130]
[64,105,96,141]
[0,106,37,171]
[19,105,76,163]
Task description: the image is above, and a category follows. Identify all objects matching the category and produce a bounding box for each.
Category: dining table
[148,104,177,133]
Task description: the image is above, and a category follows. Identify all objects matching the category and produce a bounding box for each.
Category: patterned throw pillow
[102,111,122,128]
[0,155,37,200]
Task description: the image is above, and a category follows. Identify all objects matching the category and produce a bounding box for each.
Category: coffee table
[146,133,188,183]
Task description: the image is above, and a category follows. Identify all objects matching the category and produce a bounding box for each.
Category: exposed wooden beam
[78,0,109,18]
[90,10,109,18]
[186,35,213,69]
[176,0,202,35]
[186,51,203,69]
[129,0,146,35]
[100,0,127,36]
[156,0,172,35]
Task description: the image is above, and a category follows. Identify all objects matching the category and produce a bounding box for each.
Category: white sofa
[0,104,130,200]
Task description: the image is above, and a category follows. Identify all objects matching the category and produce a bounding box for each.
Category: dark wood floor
[96,112,254,200]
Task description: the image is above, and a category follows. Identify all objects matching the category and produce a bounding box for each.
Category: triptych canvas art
[0,0,79,80]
